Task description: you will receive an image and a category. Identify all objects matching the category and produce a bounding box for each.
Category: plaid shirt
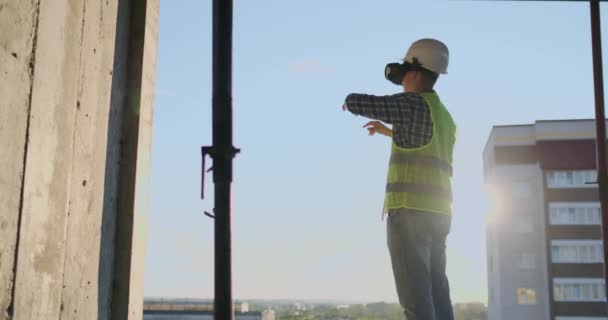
[345,91,433,148]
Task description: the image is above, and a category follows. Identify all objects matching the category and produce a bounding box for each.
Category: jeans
[387,211,454,320]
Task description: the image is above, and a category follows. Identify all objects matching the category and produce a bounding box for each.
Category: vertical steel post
[589,0,608,304]
[212,0,236,319]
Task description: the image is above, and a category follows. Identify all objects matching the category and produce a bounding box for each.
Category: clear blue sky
[144,0,607,303]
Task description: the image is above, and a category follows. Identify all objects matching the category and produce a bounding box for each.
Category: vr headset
[384,58,424,86]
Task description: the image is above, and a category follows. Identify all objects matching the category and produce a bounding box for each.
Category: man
[342,38,456,320]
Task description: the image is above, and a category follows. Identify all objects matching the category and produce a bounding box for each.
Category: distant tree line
[276,302,402,320]
[270,302,487,320]
[454,302,487,320]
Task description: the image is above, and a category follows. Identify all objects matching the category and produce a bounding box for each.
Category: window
[546,170,596,188]
[518,253,536,269]
[549,202,601,225]
[513,215,533,233]
[553,278,606,302]
[551,240,603,263]
[517,288,537,304]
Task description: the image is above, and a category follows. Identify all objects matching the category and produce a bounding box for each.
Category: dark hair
[408,58,439,86]
[418,68,439,86]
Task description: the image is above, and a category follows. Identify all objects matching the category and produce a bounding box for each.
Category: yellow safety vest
[384,92,456,215]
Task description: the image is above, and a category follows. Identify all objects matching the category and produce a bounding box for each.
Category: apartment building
[484,120,606,320]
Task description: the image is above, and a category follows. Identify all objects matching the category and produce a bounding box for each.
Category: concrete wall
[485,125,551,320]
[493,164,549,320]
[0,0,158,319]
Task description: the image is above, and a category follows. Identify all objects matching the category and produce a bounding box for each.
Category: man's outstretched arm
[343,93,407,124]
[342,92,433,148]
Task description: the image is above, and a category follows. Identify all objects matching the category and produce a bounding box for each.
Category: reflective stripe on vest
[385,182,452,200]
[389,154,453,176]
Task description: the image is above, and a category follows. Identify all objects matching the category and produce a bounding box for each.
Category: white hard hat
[402,38,449,74]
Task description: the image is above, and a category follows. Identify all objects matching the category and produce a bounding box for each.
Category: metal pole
[589,0,608,305]
[212,0,236,319]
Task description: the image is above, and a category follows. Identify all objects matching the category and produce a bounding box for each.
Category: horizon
[142,296,487,305]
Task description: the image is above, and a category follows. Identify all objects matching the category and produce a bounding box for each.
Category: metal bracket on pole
[201,145,240,219]
[201,146,215,200]
[201,146,241,198]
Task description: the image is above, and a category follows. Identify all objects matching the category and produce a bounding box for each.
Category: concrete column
[0,0,159,319]
[109,0,159,319]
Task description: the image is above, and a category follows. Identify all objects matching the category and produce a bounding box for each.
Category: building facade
[262,309,276,320]
[484,120,607,320]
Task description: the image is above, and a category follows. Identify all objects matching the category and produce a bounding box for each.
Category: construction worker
[342,39,456,320]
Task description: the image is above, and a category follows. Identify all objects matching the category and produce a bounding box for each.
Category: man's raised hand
[363,121,393,137]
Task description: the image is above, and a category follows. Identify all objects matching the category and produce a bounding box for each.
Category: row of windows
[546,170,597,189]
[508,203,600,229]
[552,240,604,263]
[509,244,602,267]
[554,278,606,302]
[550,202,601,225]
[490,242,603,272]
[509,170,597,197]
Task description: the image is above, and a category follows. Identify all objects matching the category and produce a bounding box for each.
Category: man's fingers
[363,121,380,128]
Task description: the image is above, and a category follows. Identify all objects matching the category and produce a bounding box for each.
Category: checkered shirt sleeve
[344,92,433,148]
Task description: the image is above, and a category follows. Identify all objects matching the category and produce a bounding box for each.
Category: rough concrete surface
[58,0,120,319]
[0,1,39,319]
[11,0,85,319]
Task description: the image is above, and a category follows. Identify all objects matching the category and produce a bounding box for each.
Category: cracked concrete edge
[0,1,40,319]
